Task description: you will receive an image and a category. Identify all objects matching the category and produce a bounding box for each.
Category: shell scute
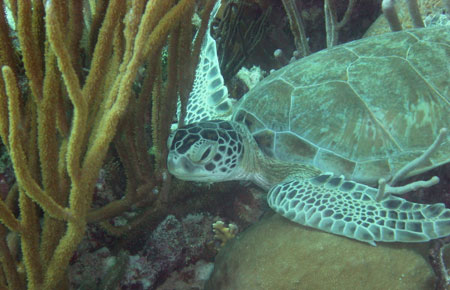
[281,47,358,87]
[236,78,294,132]
[233,27,449,184]
[275,132,318,164]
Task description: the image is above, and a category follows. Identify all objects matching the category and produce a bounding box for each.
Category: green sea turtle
[167,19,450,246]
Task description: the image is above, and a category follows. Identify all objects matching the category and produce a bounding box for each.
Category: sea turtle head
[167,120,245,182]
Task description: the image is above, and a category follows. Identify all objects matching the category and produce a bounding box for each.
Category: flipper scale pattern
[267,174,450,245]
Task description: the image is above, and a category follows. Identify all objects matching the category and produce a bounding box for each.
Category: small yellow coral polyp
[212,220,238,247]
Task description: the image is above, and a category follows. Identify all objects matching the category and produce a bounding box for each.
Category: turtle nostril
[167,153,179,171]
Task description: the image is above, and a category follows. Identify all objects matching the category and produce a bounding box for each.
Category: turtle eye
[190,144,215,163]
[200,147,212,161]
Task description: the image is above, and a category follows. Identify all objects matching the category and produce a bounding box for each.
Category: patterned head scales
[167,120,244,182]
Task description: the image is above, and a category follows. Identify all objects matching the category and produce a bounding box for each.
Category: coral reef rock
[205,213,435,290]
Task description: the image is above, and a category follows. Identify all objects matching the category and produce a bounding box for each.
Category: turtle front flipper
[267,173,450,246]
[181,2,233,125]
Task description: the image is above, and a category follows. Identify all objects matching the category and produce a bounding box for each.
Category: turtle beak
[167,152,181,175]
[167,152,177,174]
[167,152,196,178]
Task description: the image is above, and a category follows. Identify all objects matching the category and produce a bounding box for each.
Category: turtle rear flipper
[267,174,450,246]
